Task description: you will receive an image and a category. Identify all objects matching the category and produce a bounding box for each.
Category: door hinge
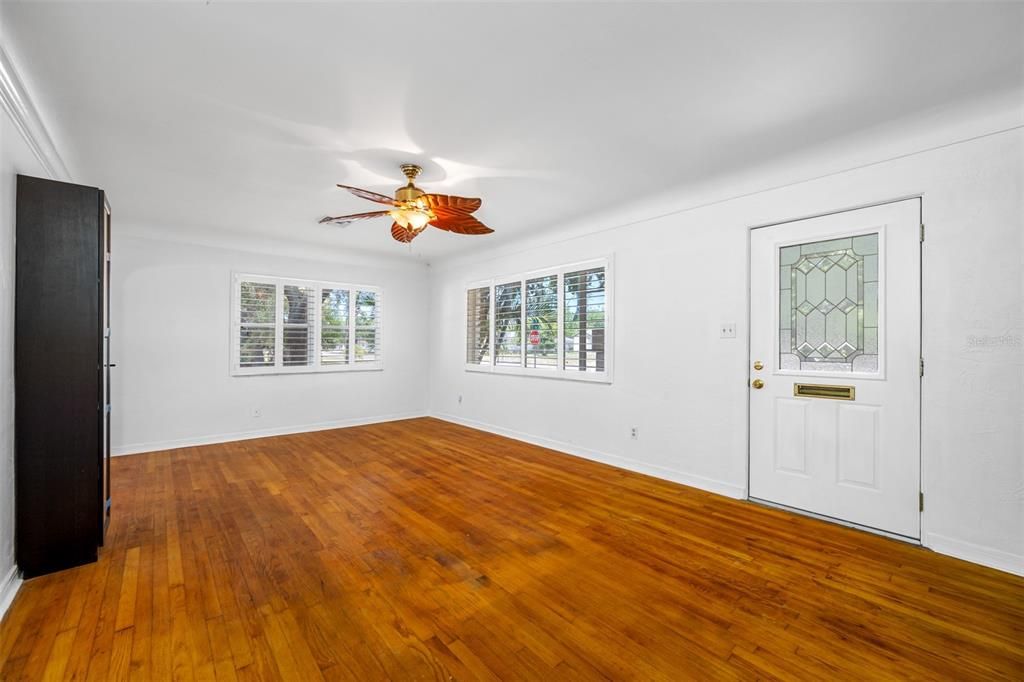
[919,492,924,512]
[920,223,925,242]
[919,357,925,377]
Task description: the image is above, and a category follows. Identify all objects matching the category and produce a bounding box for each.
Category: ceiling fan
[319,164,494,243]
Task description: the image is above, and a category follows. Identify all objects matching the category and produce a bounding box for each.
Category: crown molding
[0,42,71,181]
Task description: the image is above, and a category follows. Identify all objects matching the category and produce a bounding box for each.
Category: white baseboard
[112,411,428,456]
[432,413,746,500]
[0,564,22,623]
[925,533,1024,577]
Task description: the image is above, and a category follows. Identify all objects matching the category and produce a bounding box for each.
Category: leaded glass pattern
[780,233,878,373]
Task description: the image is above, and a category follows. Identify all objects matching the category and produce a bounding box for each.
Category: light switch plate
[720,322,737,339]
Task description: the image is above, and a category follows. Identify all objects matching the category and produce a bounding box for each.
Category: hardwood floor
[1,417,1021,680]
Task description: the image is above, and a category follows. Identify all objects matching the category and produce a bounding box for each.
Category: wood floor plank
[107,627,134,682]
[1,417,1021,680]
[39,627,76,682]
[115,547,141,632]
[2,572,74,681]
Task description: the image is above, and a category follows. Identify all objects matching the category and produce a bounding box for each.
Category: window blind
[320,288,350,365]
[232,274,382,375]
[494,281,523,366]
[525,274,557,368]
[466,286,491,365]
[354,291,380,364]
[564,267,606,372]
[239,281,276,368]
[283,285,316,367]
[464,258,611,382]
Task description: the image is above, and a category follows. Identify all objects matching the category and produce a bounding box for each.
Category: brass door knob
[751,379,765,389]
[753,360,764,371]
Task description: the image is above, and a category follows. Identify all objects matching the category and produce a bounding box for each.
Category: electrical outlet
[630,427,639,440]
[720,322,737,339]
[251,407,262,418]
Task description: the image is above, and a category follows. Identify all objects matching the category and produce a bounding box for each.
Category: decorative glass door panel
[780,233,879,373]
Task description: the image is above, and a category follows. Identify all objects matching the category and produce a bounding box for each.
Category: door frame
[745,194,924,544]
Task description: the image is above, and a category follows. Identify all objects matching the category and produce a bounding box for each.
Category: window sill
[232,363,383,377]
[464,364,612,384]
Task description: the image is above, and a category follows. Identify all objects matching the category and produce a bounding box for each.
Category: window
[494,281,523,366]
[464,257,612,382]
[465,286,491,365]
[232,274,382,375]
[282,285,315,367]
[354,291,380,364]
[320,289,350,366]
[239,282,276,368]
[526,274,558,367]
[563,267,606,372]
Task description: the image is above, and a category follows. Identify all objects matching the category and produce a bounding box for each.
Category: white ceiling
[4,1,1022,262]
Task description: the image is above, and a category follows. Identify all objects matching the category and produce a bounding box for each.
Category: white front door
[749,199,921,539]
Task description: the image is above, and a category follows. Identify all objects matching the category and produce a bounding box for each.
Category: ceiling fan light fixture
[320,163,494,243]
[389,207,432,231]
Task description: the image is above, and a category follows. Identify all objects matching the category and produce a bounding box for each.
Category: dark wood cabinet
[15,175,112,578]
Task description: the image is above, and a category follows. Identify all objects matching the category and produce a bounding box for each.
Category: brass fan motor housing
[395,164,425,203]
[395,185,424,203]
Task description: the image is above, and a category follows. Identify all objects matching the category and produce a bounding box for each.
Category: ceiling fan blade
[390,222,419,243]
[318,210,391,225]
[420,193,482,214]
[336,184,399,206]
[430,212,494,235]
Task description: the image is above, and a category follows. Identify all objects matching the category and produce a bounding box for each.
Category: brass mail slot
[793,383,855,401]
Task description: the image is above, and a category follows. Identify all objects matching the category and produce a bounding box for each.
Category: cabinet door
[15,175,102,576]
[101,197,112,542]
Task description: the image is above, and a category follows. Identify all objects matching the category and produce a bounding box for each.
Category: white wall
[428,128,1024,575]
[0,93,53,616]
[110,235,431,454]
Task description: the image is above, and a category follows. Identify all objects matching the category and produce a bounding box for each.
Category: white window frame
[464,256,613,383]
[230,272,383,376]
